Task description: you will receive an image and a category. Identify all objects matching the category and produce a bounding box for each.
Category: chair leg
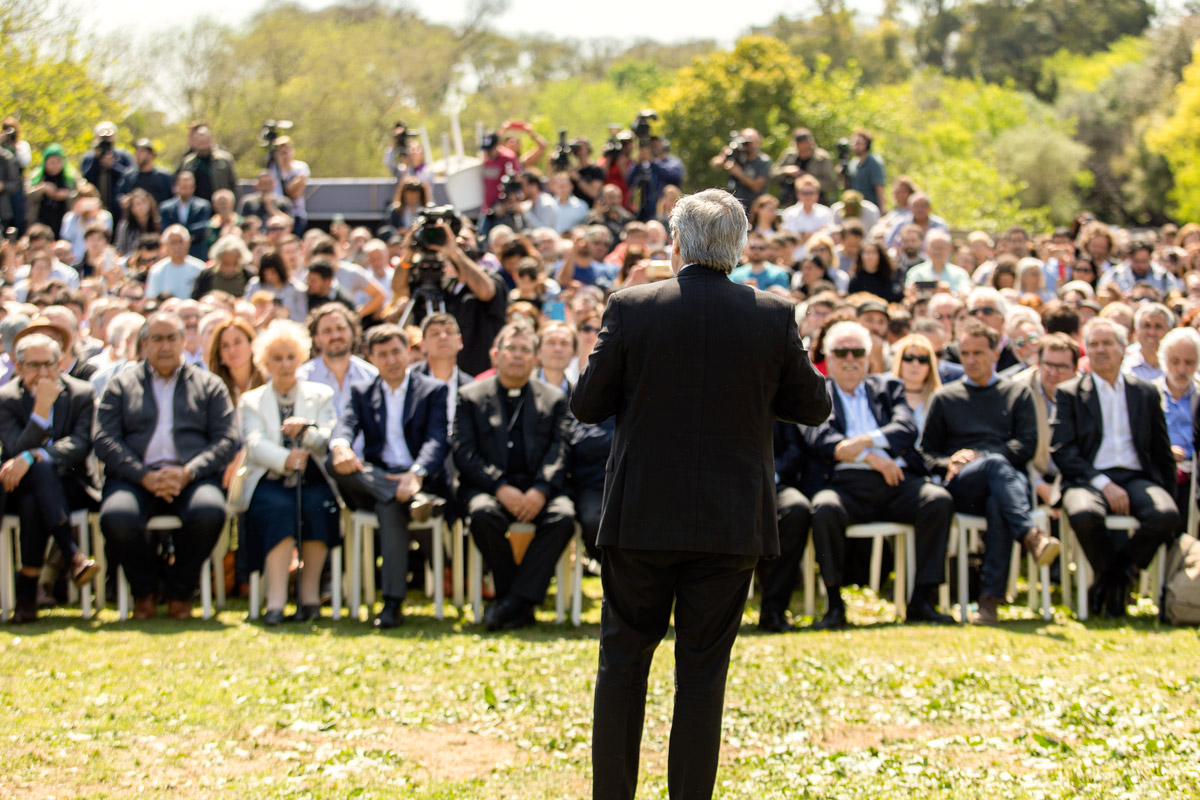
[1060,525,1071,612]
[469,538,483,623]
[868,537,883,595]
[452,521,465,608]
[957,524,970,624]
[0,526,13,621]
[249,571,261,619]
[893,532,906,621]
[201,558,213,620]
[90,514,107,612]
[1040,564,1051,620]
[555,547,567,624]
[118,567,131,621]
[571,530,583,627]
[432,519,445,621]
[331,546,343,621]
[75,514,93,619]
[350,517,363,622]
[1007,543,1021,604]
[362,521,376,619]
[802,537,815,618]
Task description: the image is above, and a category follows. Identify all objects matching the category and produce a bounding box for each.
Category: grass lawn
[2,581,1199,799]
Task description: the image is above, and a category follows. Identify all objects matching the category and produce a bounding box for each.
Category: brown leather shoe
[133,596,157,620]
[1023,528,1062,569]
[70,552,100,588]
[971,593,1003,626]
[167,600,193,621]
[12,575,38,623]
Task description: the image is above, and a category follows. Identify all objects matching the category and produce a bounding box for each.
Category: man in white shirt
[296,305,378,419]
[145,225,205,300]
[1052,318,1180,618]
[904,229,973,296]
[1121,302,1173,383]
[780,175,833,259]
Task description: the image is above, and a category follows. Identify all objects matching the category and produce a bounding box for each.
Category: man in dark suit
[453,321,575,631]
[804,321,955,630]
[158,171,213,260]
[1052,317,1180,618]
[328,324,449,629]
[0,333,98,622]
[573,189,830,800]
[754,421,813,633]
[94,311,239,620]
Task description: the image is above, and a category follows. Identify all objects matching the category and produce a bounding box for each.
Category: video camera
[408,204,464,298]
[259,119,293,151]
[631,109,658,146]
[1,126,17,147]
[726,131,752,166]
[551,129,571,171]
[836,138,851,167]
[393,121,410,152]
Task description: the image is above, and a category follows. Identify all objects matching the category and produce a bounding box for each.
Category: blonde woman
[237,320,340,625]
[891,333,942,437]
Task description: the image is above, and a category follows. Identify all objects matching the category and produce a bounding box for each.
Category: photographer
[600,131,634,210]
[267,136,309,234]
[400,214,507,376]
[627,135,684,223]
[80,121,132,215]
[708,128,771,212]
[772,128,837,207]
[2,117,31,235]
[0,132,18,233]
[384,124,434,199]
[566,137,604,207]
[481,121,547,212]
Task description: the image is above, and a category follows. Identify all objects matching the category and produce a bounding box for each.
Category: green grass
[2,582,1199,799]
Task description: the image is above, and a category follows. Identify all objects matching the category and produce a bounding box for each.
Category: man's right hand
[331,444,363,475]
[141,469,178,501]
[496,484,526,517]
[1101,481,1131,516]
[945,449,978,482]
[32,376,61,418]
[864,452,904,487]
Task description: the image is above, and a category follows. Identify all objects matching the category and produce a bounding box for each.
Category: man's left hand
[516,488,546,522]
[0,456,30,492]
[386,471,422,503]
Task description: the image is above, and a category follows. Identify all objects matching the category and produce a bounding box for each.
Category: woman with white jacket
[236,320,340,625]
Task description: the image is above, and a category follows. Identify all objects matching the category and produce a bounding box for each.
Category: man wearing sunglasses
[943,287,1018,373]
[804,321,955,630]
[921,319,1060,625]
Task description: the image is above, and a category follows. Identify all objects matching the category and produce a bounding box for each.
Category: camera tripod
[395,288,446,329]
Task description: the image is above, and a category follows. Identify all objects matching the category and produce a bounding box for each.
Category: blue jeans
[946,453,1033,598]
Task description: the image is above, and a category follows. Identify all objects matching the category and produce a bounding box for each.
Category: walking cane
[287,433,304,616]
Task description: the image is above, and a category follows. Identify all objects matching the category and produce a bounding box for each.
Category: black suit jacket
[412,361,474,387]
[1050,372,1175,494]
[94,361,239,486]
[453,376,569,503]
[572,265,830,557]
[801,374,923,495]
[0,374,95,488]
[332,372,449,493]
[159,196,213,259]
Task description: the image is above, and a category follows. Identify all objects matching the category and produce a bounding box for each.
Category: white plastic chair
[0,509,96,621]
[467,520,584,627]
[117,516,230,621]
[800,522,909,621]
[347,508,447,621]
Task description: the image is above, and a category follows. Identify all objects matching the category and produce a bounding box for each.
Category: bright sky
[84,0,887,46]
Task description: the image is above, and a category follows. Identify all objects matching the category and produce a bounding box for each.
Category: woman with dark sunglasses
[890,333,942,437]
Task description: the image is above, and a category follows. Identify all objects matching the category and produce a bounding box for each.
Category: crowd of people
[0,114,1196,632]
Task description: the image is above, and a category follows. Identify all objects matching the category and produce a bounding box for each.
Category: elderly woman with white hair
[1004,307,1045,374]
[193,233,253,298]
[236,319,341,625]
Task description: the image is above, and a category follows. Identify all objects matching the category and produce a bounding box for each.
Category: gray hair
[1133,301,1175,330]
[1158,326,1200,368]
[140,310,186,341]
[1058,280,1095,299]
[968,286,1008,318]
[252,319,312,370]
[106,311,145,351]
[1004,306,1043,339]
[209,233,252,265]
[1082,317,1128,349]
[823,321,873,355]
[668,189,747,273]
[362,238,387,255]
[162,223,191,244]
[15,333,62,364]
[0,313,30,354]
[924,228,951,248]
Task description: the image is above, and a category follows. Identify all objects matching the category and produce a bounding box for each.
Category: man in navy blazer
[158,171,213,260]
[328,324,448,628]
[803,321,955,629]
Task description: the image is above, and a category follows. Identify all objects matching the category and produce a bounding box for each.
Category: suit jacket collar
[676,264,729,281]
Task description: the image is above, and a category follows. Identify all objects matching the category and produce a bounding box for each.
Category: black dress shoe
[811,606,847,631]
[263,609,284,626]
[1105,581,1129,619]
[485,594,524,631]
[906,597,956,625]
[758,608,794,633]
[373,599,404,629]
[500,601,536,630]
[289,604,320,622]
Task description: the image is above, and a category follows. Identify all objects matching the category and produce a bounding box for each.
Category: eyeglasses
[20,360,56,371]
[1041,362,1075,373]
[969,306,1000,317]
[748,244,768,250]
[932,313,956,322]
[900,353,930,365]
[266,225,288,232]
[1073,265,1094,273]
[1014,333,1041,349]
[579,324,599,334]
[832,348,867,359]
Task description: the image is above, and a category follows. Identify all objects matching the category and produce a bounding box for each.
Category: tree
[1146,39,1200,221]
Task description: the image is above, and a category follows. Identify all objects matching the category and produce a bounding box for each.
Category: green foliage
[1147,40,1200,221]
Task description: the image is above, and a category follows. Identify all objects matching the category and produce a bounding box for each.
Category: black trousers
[577,486,604,563]
[99,477,226,601]
[467,492,575,604]
[593,546,757,800]
[10,462,92,569]
[1062,468,1179,580]
[811,470,952,590]
[756,486,812,614]
[332,464,417,602]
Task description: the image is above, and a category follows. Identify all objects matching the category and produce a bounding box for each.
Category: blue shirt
[729,262,790,292]
[833,381,904,468]
[1155,378,1195,458]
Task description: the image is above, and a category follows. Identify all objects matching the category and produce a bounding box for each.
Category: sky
[84,0,887,46]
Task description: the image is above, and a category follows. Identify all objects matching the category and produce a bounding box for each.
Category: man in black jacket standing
[573,188,830,800]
